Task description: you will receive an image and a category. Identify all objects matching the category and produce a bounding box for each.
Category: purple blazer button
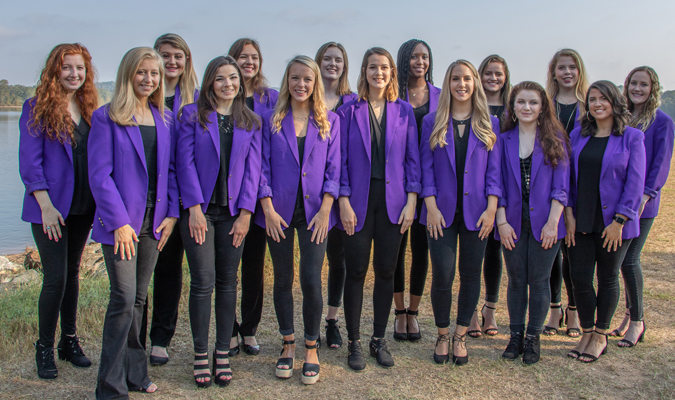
[157,199,161,202]
[386,180,390,184]
[603,206,607,209]
[303,172,307,176]
[465,170,468,174]
[229,174,232,178]
[464,192,468,195]
[530,207,534,211]
[305,195,309,199]
[230,196,233,200]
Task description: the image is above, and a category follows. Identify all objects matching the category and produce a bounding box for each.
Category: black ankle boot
[502,331,524,361]
[35,340,58,379]
[522,334,541,365]
[57,335,92,368]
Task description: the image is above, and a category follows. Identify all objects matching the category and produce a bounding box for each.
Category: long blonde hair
[429,60,496,151]
[154,33,198,109]
[624,66,661,131]
[272,56,330,139]
[109,47,165,126]
[315,42,352,97]
[546,49,589,110]
[357,47,398,102]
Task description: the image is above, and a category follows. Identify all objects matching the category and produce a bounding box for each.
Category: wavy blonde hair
[272,56,330,139]
[108,47,165,126]
[357,47,398,102]
[429,60,496,151]
[624,66,661,131]
[546,49,589,111]
[315,42,352,97]
[154,33,199,109]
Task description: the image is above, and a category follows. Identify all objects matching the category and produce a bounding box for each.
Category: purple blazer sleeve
[336,101,355,197]
[238,119,263,213]
[485,116,503,199]
[404,103,422,194]
[550,136,570,207]
[615,128,646,222]
[419,113,438,199]
[258,110,274,199]
[19,99,50,195]
[644,110,674,199]
[175,104,205,209]
[323,112,341,199]
[167,116,179,219]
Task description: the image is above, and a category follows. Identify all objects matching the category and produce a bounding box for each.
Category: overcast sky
[2,0,675,90]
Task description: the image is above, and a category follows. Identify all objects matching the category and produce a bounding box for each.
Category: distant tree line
[0,80,113,107]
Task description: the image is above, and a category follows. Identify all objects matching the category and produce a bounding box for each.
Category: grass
[1,159,675,399]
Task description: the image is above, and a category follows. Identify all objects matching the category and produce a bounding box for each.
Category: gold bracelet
[497,221,508,227]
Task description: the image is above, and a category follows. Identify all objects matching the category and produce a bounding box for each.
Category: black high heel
[193,353,212,388]
[481,304,499,336]
[565,306,581,337]
[406,309,422,342]
[433,333,450,364]
[452,332,468,365]
[393,309,408,341]
[57,335,91,368]
[618,321,646,348]
[276,340,295,378]
[579,331,608,363]
[543,304,563,336]
[212,350,232,387]
[240,333,260,356]
[467,309,482,338]
[325,319,342,349]
[302,341,320,385]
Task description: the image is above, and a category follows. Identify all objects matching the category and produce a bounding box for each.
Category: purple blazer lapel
[354,100,371,160]
[151,106,169,175]
[466,124,479,164]
[303,112,319,166]
[530,138,544,186]
[173,85,182,116]
[229,123,247,172]
[206,111,220,159]
[443,119,457,175]
[506,128,521,189]
[600,134,622,179]
[428,83,440,112]
[384,101,397,158]
[282,111,300,165]
[64,139,73,165]
[126,122,147,174]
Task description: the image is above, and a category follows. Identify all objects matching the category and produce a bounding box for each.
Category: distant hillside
[0,80,114,106]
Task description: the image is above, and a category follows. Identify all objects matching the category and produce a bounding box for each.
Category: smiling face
[133,58,161,100]
[59,54,86,94]
[588,87,613,122]
[158,44,185,81]
[320,46,344,82]
[409,43,430,79]
[236,44,260,81]
[213,64,240,103]
[365,54,391,92]
[628,70,652,107]
[555,56,579,90]
[449,63,474,104]
[288,62,315,104]
[482,61,505,94]
[514,89,542,124]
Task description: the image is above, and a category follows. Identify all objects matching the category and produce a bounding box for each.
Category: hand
[498,223,517,251]
[476,208,496,241]
[426,206,446,240]
[41,205,65,242]
[339,198,357,236]
[156,217,178,251]
[398,201,416,234]
[114,224,139,260]
[189,206,208,245]
[540,220,558,250]
[308,209,330,244]
[264,208,288,243]
[602,221,623,252]
[229,212,251,248]
[638,194,650,217]
[564,212,576,247]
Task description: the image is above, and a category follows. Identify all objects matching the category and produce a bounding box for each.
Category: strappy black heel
[543,304,563,335]
[433,333,450,364]
[302,341,320,385]
[481,304,499,336]
[212,350,232,387]
[275,340,295,378]
[393,309,408,341]
[565,306,581,337]
[452,332,468,365]
[193,353,212,388]
[579,331,608,363]
[407,308,422,341]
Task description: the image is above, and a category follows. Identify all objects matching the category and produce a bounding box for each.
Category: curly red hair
[30,43,99,143]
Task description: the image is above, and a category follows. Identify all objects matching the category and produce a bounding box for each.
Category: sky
[2,0,675,90]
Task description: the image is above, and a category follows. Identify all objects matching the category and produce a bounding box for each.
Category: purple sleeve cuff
[258,185,273,199]
[550,190,568,207]
[405,181,422,194]
[485,186,502,198]
[26,180,49,195]
[498,197,507,208]
[339,186,352,197]
[323,180,339,199]
[615,204,638,221]
[644,186,658,199]
[420,186,437,199]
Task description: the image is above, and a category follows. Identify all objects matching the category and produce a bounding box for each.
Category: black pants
[267,219,327,341]
[32,213,94,348]
[180,205,243,353]
[393,203,429,296]
[483,235,503,303]
[550,244,576,306]
[427,213,488,328]
[621,217,654,321]
[343,180,404,341]
[326,227,346,308]
[139,227,184,349]
[96,208,159,400]
[231,222,266,338]
[502,223,560,335]
[568,232,632,330]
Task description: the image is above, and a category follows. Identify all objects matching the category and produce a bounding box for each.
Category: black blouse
[164,95,175,111]
[413,101,430,142]
[556,101,577,135]
[520,152,533,225]
[368,102,386,181]
[576,136,610,233]
[454,118,470,213]
[292,135,307,225]
[139,125,158,206]
[69,119,95,215]
[210,114,234,207]
[245,96,255,111]
[489,105,505,121]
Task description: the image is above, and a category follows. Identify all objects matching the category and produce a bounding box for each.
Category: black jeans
[550,244,576,306]
[96,208,159,400]
[621,217,654,321]
[568,232,632,330]
[483,235,503,303]
[326,227,346,308]
[394,203,429,296]
[32,213,94,348]
[267,219,327,341]
[232,222,267,338]
[502,223,560,335]
[180,205,243,353]
[343,180,404,341]
[427,213,487,328]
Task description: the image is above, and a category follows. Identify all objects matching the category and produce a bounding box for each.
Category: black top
[210,114,234,206]
[139,125,158,206]
[69,119,95,215]
[164,95,175,111]
[331,96,344,113]
[454,118,470,213]
[413,101,430,142]
[245,96,255,111]
[556,101,577,135]
[576,136,610,233]
[520,152,533,223]
[292,135,307,226]
[368,102,387,181]
[489,105,505,121]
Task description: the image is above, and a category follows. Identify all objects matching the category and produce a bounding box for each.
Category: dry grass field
[1,158,674,399]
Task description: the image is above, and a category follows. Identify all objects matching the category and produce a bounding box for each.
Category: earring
[537,117,541,126]
[512,114,517,122]
[586,111,595,121]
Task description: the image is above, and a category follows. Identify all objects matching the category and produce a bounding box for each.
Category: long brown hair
[228,38,269,98]
[356,47,398,102]
[192,56,260,131]
[30,43,99,143]
[581,80,632,137]
[478,54,511,108]
[154,33,199,109]
[623,66,661,131]
[504,81,569,168]
[315,42,352,97]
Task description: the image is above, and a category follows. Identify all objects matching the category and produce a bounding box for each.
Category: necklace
[409,85,427,97]
[293,114,309,122]
[519,149,532,194]
[453,111,471,125]
[556,100,576,132]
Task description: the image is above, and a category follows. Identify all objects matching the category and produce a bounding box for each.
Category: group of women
[19,33,673,398]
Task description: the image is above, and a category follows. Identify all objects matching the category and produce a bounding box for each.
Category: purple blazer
[419,113,502,231]
[19,98,83,224]
[495,126,569,242]
[405,82,441,113]
[641,109,674,219]
[569,126,646,239]
[253,88,279,115]
[336,98,422,232]
[255,109,341,230]
[342,92,358,105]
[176,104,261,215]
[172,85,200,116]
[88,104,179,245]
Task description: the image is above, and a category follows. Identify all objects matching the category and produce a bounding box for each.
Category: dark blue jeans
[621,217,654,321]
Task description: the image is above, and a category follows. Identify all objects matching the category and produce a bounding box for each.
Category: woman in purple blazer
[336,47,421,371]
[392,39,440,343]
[419,60,500,365]
[19,43,98,380]
[257,56,339,384]
[495,81,569,365]
[543,48,590,337]
[565,80,646,363]
[227,38,279,355]
[314,41,357,349]
[139,32,200,366]
[90,47,179,398]
[176,55,261,388]
[610,67,674,347]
